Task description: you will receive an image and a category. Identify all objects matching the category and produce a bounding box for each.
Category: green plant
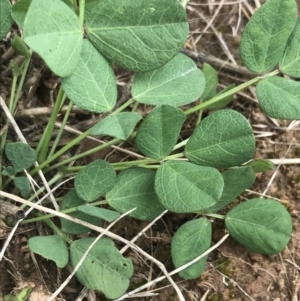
[0,0,299,299]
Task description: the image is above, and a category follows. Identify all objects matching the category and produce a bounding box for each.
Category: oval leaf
[77,205,120,222]
[23,0,83,77]
[246,159,274,173]
[240,0,297,74]
[71,237,133,299]
[5,142,37,172]
[14,176,31,199]
[185,110,255,168]
[11,0,31,28]
[155,161,224,213]
[171,218,212,279]
[279,18,300,78]
[201,63,218,101]
[75,160,116,202]
[11,35,30,57]
[28,235,68,268]
[225,198,293,255]
[60,190,101,235]
[106,167,165,220]
[85,0,188,72]
[136,105,186,160]
[205,166,256,213]
[132,53,205,106]
[90,112,142,139]
[256,76,300,120]
[0,0,13,40]
[61,39,117,113]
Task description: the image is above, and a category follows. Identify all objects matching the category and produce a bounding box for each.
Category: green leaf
[60,190,101,235]
[71,237,133,299]
[5,142,37,172]
[201,63,218,101]
[155,161,223,213]
[240,0,297,74]
[61,39,117,113]
[185,110,255,168]
[171,218,211,279]
[14,177,31,199]
[75,160,116,202]
[256,76,300,120]
[0,0,13,40]
[205,83,236,110]
[225,198,293,255]
[23,0,83,77]
[28,235,68,268]
[11,35,30,57]
[246,159,275,173]
[131,53,205,106]
[205,166,256,213]
[11,0,31,28]
[77,205,120,222]
[85,0,188,72]
[90,112,142,140]
[136,105,186,160]
[279,18,300,78]
[106,167,165,220]
[2,166,16,176]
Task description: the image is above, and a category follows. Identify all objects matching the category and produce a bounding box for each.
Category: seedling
[0,0,299,299]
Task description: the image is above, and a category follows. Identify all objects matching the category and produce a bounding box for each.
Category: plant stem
[0,55,32,189]
[43,217,73,244]
[47,137,121,171]
[30,130,90,176]
[79,0,85,26]
[37,85,66,162]
[184,69,280,115]
[48,100,73,158]
[204,213,225,219]
[113,98,134,114]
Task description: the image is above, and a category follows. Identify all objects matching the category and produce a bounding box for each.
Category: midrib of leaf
[134,68,196,99]
[74,245,128,276]
[187,133,253,154]
[257,0,289,72]
[227,216,279,228]
[89,32,138,63]
[166,165,216,199]
[88,23,185,31]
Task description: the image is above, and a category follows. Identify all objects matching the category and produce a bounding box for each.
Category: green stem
[113,98,134,114]
[184,69,280,115]
[43,217,72,244]
[47,137,121,171]
[37,86,66,162]
[0,55,32,189]
[79,0,85,26]
[48,100,72,158]
[131,101,139,112]
[30,130,90,176]
[173,139,189,150]
[204,213,225,220]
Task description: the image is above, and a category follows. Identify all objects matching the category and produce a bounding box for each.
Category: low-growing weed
[0,0,299,299]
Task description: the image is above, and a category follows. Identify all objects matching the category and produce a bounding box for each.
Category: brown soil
[1,0,300,301]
